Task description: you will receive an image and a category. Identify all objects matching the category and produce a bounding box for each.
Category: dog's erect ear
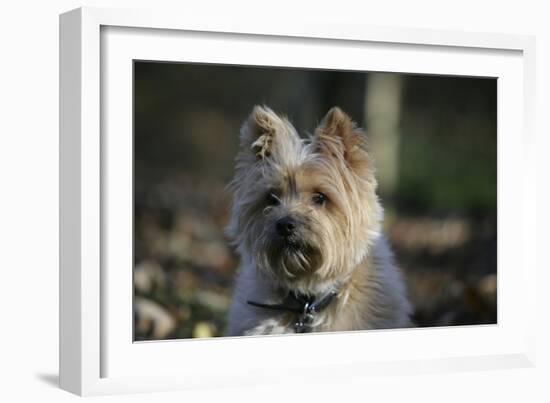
[239,105,300,161]
[313,107,369,171]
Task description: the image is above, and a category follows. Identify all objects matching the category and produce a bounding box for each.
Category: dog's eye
[266,192,280,206]
[312,192,328,206]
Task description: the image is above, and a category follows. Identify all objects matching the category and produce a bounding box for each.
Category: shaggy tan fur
[226,105,411,336]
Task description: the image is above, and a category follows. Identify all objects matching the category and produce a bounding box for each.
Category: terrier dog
[226,105,411,336]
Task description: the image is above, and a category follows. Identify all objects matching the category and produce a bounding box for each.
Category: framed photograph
[59,6,537,396]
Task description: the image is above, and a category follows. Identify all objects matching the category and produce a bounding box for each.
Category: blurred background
[133,61,497,341]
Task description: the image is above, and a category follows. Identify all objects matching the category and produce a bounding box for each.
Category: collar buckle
[295,301,316,333]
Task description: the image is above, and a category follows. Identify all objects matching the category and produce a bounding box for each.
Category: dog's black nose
[276,217,296,237]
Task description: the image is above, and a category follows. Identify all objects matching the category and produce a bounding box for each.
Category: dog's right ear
[239,105,299,161]
[313,107,370,175]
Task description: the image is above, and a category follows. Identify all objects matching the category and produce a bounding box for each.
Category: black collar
[247,290,338,333]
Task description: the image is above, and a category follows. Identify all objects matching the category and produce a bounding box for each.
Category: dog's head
[227,106,382,293]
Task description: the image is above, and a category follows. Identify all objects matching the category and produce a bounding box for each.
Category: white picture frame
[59,6,537,396]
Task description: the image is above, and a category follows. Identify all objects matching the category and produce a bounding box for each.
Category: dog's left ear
[313,107,369,172]
[239,105,300,161]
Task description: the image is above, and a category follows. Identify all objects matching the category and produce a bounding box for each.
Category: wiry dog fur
[226,105,412,336]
